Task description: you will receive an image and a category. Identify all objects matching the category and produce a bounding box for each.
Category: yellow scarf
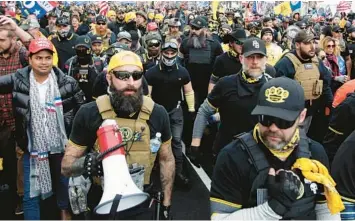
[253,124,299,159]
[292,158,344,214]
[241,72,263,84]
[228,48,238,58]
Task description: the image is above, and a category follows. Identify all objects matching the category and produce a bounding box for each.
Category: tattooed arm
[61,141,87,177]
[158,139,175,206]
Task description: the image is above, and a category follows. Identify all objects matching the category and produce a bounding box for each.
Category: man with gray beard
[210,77,340,220]
[180,17,223,109]
[187,38,273,167]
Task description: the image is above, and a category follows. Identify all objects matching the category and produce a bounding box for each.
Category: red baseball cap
[29,38,54,54]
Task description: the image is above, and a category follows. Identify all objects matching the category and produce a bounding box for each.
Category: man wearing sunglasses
[144,32,163,71]
[188,38,272,167]
[210,77,340,220]
[332,25,352,78]
[62,51,175,219]
[87,15,116,51]
[146,41,194,188]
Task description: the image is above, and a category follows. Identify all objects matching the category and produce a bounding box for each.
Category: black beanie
[261,27,274,39]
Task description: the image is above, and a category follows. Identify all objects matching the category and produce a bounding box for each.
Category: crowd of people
[0,1,355,220]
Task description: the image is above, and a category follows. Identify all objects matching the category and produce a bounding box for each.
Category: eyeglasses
[258,115,296,130]
[162,42,178,51]
[327,44,335,48]
[234,39,244,45]
[191,26,201,31]
[111,71,143,81]
[97,22,106,26]
[147,40,161,48]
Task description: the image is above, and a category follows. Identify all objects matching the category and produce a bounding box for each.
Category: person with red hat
[0,37,85,220]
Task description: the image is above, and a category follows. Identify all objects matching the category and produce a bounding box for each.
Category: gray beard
[191,36,202,49]
[109,85,143,117]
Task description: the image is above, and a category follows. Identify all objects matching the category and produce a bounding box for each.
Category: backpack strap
[138,96,155,121]
[96,95,116,120]
[297,129,312,159]
[236,133,270,173]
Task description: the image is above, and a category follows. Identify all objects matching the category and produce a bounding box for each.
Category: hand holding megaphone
[84,152,103,177]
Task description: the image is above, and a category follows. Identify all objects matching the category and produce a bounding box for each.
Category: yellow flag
[274,2,292,16]
[212,0,219,20]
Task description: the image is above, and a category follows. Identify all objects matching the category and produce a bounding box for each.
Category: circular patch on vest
[120,127,133,142]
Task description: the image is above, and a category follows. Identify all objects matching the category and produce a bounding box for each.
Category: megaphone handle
[109,194,122,220]
[97,142,127,161]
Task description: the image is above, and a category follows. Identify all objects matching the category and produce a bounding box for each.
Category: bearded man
[275,30,333,133]
[187,38,273,167]
[61,51,175,220]
[180,17,223,109]
[88,15,116,51]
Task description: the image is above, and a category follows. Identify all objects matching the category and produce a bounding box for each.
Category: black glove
[186,145,202,168]
[84,152,103,177]
[159,205,172,220]
[267,169,303,216]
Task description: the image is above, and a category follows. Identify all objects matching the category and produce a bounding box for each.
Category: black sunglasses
[234,39,244,45]
[191,26,201,31]
[148,41,161,48]
[97,22,106,26]
[258,115,296,130]
[111,71,143,81]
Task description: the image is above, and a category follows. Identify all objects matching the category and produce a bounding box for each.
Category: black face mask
[76,48,91,65]
[126,21,137,30]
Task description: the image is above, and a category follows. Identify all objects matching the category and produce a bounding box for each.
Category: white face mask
[162,55,177,66]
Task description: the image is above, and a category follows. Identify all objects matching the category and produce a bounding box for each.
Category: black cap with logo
[75,35,92,49]
[90,35,103,44]
[227,28,247,42]
[190,17,208,29]
[242,38,267,57]
[56,17,69,26]
[96,15,107,23]
[251,77,305,121]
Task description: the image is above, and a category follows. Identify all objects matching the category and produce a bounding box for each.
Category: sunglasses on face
[147,40,161,48]
[258,115,296,130]
[234,39,243,45]
[111,71,143,81]
[327,44,335,48]
[191,26,201,31]
[97,22,106,26]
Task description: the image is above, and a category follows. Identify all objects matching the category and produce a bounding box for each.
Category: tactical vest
[235,131,317,220]
[95,95,156,185]
[188,39,212,64]
[286,53,323,101]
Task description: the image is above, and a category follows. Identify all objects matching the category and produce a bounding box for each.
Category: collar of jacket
[16,66,65,88]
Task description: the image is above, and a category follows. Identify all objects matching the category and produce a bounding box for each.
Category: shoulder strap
[96,95,116,119]
[285,53,302,69]
[311,56,319,66]
[138,96,155,121]
[19,46,28,68]
[297,129,312,159]
[236,133,270,172]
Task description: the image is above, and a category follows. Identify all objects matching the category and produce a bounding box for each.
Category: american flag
[99,1,109,16]
[252,1,263,15]
[337,1,352,13]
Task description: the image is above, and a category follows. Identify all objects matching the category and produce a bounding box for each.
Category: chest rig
[235,132,318,220]
[95,95,156,184]
[286,53,323,102]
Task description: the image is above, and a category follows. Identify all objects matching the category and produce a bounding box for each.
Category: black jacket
[0,66,85,152]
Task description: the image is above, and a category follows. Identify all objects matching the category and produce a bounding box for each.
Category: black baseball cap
[251,77,305,121]
[294,30,316,43]
[242,38,267,57]
[75,35,91,49]
[190,17,207,29]
[332,25,341,32]
[227,28,247,42]
[96,15,107,23]
[90,35,103,44]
